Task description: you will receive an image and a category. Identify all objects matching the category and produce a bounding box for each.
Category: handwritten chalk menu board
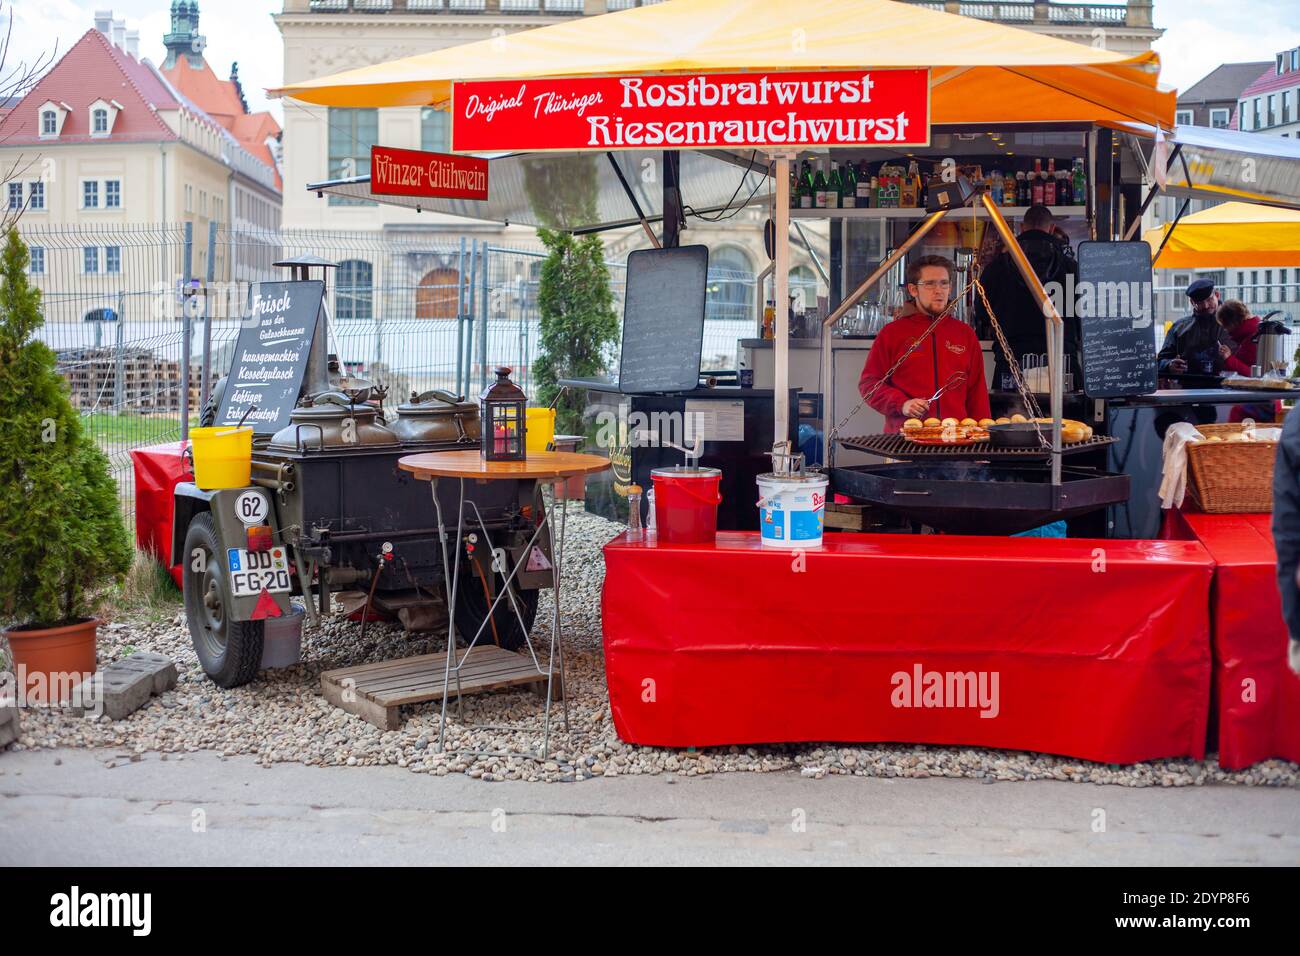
[214,280,323,434]
[1076,241,1157,398]
[618,245,708,394]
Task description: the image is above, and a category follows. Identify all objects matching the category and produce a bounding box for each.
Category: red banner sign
[370,145,489,200]
[450,69,930,153]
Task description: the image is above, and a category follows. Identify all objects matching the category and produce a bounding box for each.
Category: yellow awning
[272,0,1174,131]
[1143,202,1300,268]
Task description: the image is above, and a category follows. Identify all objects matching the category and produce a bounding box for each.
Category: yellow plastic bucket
[189,426,253,490]
[525,407,556,453]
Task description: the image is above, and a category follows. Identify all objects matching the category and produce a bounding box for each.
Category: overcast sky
[5,0,1300,125]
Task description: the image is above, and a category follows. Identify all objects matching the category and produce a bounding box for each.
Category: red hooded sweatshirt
[1221,314,1261,376]
[858,302,991,433]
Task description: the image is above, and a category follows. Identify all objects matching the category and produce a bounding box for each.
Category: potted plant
[0,230,131,698]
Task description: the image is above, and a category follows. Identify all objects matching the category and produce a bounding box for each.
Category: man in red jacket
[859,254,990,433]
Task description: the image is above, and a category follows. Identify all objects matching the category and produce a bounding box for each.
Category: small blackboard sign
[618,245,708,394]
[1076,241,1157,399]
[214,280,324,434]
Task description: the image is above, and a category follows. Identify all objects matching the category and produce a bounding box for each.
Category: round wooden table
[397,450,611,758]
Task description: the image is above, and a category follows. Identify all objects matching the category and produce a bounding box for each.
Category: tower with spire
[163,0,206,70]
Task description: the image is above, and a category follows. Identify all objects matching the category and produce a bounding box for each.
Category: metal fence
[18,219,758,526]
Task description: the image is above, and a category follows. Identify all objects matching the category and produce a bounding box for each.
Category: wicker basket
[1185,423,1278,513]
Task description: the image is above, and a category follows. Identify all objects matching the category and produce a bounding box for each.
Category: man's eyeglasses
[915,279,952,290]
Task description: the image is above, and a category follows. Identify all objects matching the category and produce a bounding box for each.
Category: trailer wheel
[183,513,264,688]
[452,556,538,653]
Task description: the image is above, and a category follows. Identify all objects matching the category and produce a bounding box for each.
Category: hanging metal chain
[972,276,1052,449]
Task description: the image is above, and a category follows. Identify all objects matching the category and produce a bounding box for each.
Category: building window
[82,180,99,209]
[41,110,57,135]
[105,246,121,275]
[105,180,121,209]
[1175,109,1193,126]
[92,108,108,134]
[1239,101,1247,129]
[83,247,99,274]
[421,107,450,153]
[7,181,21,210]
[328,107,378,206]
[1267,94,1277,126]
[1285,91,1293,125]
[28,180,45,210]
[336,259,373,320]
[1254,98,1262,128]
[185,184,193,213]
[1210,108,1230,129]
[29,246,44,275]
[705,246,754,322]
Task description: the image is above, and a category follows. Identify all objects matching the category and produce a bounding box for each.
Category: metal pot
[268,402,401,453]
[1250,312,1294,373]
[390,389,480,447]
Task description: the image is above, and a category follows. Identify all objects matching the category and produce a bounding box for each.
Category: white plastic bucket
[757,473,828,548]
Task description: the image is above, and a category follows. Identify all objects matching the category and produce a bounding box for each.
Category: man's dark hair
[1217,298,1250,328]
[1022,204,1055,233]
[905,254,955,288]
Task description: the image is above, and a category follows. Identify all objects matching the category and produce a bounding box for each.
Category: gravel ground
[3,506,1298,788]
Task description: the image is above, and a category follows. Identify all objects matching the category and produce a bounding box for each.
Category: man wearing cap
[1152,278,1232,438]
[1157,278,1232,378]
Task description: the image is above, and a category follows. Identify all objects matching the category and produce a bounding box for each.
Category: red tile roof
[0,29,178,144]
[162,57,282,188]
[1240,64,1300,98]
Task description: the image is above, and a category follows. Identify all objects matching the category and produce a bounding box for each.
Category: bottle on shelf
[762,300,775,340]
[813,161,829,209]
[1030,158,1044,206]
[840,161,857,209]
[1072,158,1086,206]
[856,161,872,207]
[1056,169,1071,207]
[989,169,1004,206]
[828,161,845,209]
[797,159,814,209]
[1044,158,1057,206]
[1015,170,1028,206]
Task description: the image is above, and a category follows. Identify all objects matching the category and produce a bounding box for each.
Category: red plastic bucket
[651,466,722,543]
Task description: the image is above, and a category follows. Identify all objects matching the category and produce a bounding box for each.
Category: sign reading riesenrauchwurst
[451,69,931,152]
[215,280,324,435]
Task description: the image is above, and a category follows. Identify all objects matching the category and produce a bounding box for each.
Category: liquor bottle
[1044,161,1057,206]
[1056,169,1071,207]
[1072,158,1086,205]
[852,161,873,206]
[870,175,881,209]
[1015,171,1028,206]
[840,162,857,208]
[797,160,814,208]
[1031,159,1045,206]
[763,300,775,340]
[813,161,829,209]
[1004,168,1018,207]
[828,162,844,209]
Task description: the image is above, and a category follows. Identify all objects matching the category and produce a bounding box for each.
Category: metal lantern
[480,366,527,461]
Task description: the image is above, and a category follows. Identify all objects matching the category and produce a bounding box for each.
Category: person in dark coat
[1270,409,1300,675]
[1152,278,1231,438]
[972,204,1080,393]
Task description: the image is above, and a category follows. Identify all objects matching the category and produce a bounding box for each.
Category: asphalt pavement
[1,748,1296,865]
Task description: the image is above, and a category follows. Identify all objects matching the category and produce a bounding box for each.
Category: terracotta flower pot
[3,618,99,703]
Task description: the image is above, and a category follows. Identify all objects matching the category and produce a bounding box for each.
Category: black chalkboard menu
[618,245,708,394]
[214,280,324,434]
[1075,241,1157,398]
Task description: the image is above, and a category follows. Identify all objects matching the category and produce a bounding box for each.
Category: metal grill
[837,433,1117,461]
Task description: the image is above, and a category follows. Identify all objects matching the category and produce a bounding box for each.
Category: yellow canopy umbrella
[1143,202,1300,268]
[271,0,1174,130]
